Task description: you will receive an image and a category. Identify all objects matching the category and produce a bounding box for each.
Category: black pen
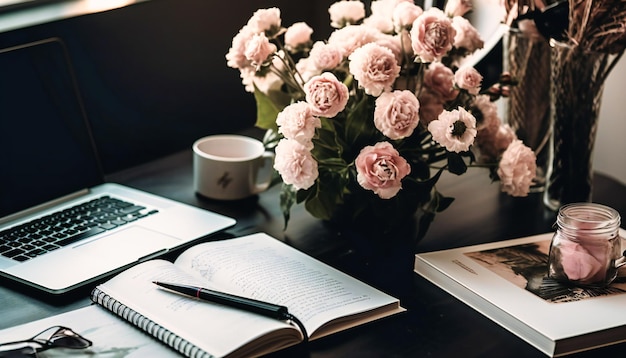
[152,281,309,341]
[153,281,289,319]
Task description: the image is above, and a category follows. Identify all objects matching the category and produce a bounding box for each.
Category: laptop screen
[0,38,103,218]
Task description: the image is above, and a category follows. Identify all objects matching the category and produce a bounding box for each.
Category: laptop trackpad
[7,227,179,293]
[74,226,178,265]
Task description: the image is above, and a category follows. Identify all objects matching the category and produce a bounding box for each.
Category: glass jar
[548,203,622,287]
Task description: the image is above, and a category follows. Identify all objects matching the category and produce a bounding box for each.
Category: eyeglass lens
[42,327,91,349]
[0,344,38,358]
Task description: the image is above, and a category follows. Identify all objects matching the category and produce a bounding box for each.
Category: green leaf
[417,211,436,242]
[433,187,454,212]
[344,95,377,149]
[436,195,455,212]
[303,169,349,220]
[253,85,283,131]
[447,152,468,175]
[279,183,298,230]
[416,187,455,241]
[312,125,342,161]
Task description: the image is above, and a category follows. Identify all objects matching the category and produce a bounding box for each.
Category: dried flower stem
[271,39,306,96]
[567,0,626,54]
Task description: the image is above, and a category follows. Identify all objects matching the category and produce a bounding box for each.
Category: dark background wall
[0,0,335,174]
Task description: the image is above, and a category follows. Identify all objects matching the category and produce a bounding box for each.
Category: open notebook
[0,38,235,294]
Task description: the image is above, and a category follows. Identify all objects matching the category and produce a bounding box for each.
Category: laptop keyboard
[0,196,159,262]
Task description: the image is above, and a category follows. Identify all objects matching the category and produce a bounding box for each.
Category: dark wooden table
[1,149,625,357]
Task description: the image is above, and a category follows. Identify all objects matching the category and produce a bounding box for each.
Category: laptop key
[56,227,106,247]
[26,249,46,257]
[29,233,43,240]
[120,205,146,215]
[2,248,25,258]
[43,244,60,251]
[137,209,159,218]
[31,240,47,247]
[21,244,36,251]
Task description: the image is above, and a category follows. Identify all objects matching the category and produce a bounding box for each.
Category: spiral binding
[90,288,214,358]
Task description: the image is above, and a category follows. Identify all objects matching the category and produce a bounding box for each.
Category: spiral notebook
[89,233,405,358]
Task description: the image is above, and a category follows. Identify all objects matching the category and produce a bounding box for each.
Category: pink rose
[238,67,256,93]
[363,14,394,34]
[375,34,404,65]
[417,89,445,125]
[424,62,459,101]
[392,2,423,31]
[329,0,366,28]
[451,16,484,53]
[274,139,319,190]
[355,141,411,199]
[327,25,382,58]
[304,72,349,118]
[558,239,607,283]
[444,0,473,17]
[475,124,516,162]
[454,66,483,95]
[472,95,512,161]
[410,7,456,62]
[247,69,282,95]
[285,22,313,49]
[363,0,397,33]
[472,95,499,131]
[497,139,537,197]
[348,42,401,96]
[247,7,282,36]
[226,26,255,71]
[276,102,321,147]
[427,107,477,153]
[374,90,420,140]
[244,32,277,69]
[295,57,321,83]
[309,41,343,70]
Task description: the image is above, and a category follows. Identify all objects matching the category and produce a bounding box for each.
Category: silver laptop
[0,38,236,294]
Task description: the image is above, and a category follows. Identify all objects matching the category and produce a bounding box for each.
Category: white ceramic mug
[193,135,274,200]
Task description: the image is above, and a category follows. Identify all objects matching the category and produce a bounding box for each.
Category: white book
[414,229,626,357]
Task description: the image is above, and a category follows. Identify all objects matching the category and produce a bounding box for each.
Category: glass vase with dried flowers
[543,0,626,210]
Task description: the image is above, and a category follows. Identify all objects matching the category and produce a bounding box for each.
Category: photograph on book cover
[465,240,626,304]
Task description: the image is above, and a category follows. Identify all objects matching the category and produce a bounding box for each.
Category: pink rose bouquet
[226,0,536,242]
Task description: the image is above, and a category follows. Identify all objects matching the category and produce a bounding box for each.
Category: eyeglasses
[0,325,92,357]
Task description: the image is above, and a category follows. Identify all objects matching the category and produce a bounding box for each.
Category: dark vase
[325,208,421,302]
[544,42,611,210]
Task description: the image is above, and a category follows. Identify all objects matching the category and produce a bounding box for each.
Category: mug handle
[251,151,275,194]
